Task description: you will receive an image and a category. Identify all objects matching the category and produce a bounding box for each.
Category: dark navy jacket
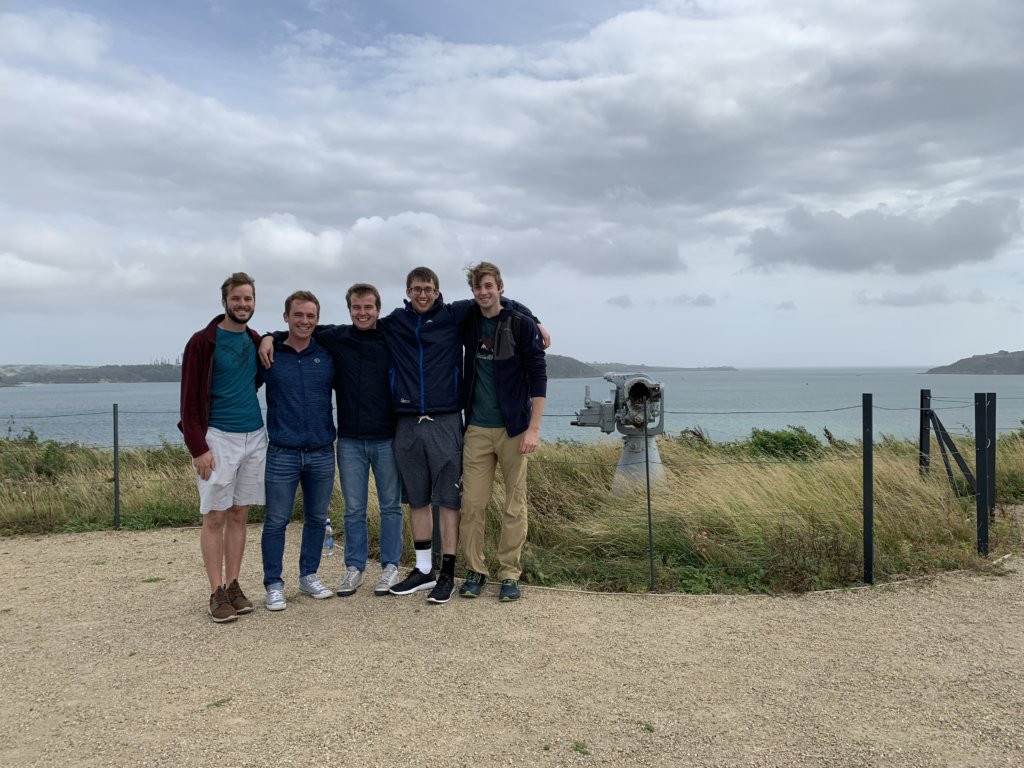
[262,338,336,449]
[380,295,535,417]
[462,307,547,437]
[312,324,396,440]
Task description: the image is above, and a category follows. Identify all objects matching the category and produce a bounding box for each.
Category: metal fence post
[974,393,989,557]
[644,400,655,593]
[918,389,931,477]
[113,403,121,530]
[862,393,874,585]
[987,392,997,522]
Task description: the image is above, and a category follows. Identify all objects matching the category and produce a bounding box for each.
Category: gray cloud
[776,301,796,311]
[741,199,1021,274]
[855,285,989,307]
[607,294,632,308]
[668,293,715,307]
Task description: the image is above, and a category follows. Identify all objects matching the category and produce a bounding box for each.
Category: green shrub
[747,425,823,460]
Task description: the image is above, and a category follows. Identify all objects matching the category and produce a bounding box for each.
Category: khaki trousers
[459,425,529,580]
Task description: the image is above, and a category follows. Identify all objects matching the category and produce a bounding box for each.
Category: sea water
[1,368,1023,449]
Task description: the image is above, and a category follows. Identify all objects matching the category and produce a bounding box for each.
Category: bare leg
[409,504,433,541]
[223,504,249,584]
[439,506,460,556]
[200,509,227,592]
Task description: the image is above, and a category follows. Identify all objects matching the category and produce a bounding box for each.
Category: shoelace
[267,588,285,603]
[340,570,359,588]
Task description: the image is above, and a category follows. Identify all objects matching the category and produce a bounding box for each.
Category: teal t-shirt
[469,317,504,428]
[209,327,264,433]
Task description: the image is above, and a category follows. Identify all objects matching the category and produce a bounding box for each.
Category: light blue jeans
[261,444,335,588]
[337,438,404,571]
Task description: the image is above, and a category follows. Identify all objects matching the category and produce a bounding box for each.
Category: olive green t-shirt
[469,316,504,428]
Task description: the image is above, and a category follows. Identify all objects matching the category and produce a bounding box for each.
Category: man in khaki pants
[457,262,547,602]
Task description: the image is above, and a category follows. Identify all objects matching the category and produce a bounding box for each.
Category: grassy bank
[1,427,1019,593]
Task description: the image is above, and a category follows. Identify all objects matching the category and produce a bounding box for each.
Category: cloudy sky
[2,0,1022,367]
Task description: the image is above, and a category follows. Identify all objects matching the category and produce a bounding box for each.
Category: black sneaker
[498,579,521,602]
[426,573,455,604]
[459,571,487,598]
[389,568,436,596]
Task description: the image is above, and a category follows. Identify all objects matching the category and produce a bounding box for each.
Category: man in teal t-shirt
[179,272,267,624]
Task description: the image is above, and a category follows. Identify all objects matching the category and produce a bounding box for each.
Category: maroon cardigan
[177,315,262,458]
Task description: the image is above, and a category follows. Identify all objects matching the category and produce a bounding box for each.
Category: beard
[224,305,252,325]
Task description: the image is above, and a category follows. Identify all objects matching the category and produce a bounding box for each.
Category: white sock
[415,547,433,574]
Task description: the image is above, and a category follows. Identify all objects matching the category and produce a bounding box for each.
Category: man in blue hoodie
[259,290,337,611]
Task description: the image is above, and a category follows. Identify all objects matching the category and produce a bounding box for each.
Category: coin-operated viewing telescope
[572,373,665,494]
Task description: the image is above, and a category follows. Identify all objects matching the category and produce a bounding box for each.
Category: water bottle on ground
[323,517,334,557]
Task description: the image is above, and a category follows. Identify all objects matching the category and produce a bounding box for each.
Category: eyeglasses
[408,286,436,296]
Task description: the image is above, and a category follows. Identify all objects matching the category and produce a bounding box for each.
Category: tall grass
[1,427,1019,593]
[519,430,1020,593]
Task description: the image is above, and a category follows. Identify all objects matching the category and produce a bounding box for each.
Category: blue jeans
[261,444,336,588]
[337,437,404,571]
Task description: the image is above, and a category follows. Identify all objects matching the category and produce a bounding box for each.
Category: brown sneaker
[209,586,238,623]
[226,579,254,615]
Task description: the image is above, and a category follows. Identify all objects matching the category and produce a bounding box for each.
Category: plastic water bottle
[323,518,335,557]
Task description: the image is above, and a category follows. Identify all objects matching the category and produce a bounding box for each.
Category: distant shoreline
[2,360,741,384]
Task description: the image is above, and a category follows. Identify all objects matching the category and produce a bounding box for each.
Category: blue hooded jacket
[380,295,536,417]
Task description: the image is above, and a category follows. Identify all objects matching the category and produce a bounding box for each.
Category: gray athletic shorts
[394,412,463,510]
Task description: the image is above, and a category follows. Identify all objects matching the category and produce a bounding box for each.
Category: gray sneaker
[299,573,333,599]
[336,566,363,597]
[265,584,287,611]
[374,564,399,596]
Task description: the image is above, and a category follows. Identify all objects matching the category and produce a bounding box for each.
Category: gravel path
[0,526,1021,768]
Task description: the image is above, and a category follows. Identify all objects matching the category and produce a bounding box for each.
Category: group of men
[178,264,547,623]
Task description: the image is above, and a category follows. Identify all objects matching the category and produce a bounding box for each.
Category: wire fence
[0,389,1012,591]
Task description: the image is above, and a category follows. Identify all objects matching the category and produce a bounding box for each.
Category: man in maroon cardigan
[179,272,266,623]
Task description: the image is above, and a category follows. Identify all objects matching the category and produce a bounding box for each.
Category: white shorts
[195,427,268,514]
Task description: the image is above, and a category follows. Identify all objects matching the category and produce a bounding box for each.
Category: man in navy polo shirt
[259,290,337,611]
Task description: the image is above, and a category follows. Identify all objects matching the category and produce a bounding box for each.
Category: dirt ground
[0,526,1021,768]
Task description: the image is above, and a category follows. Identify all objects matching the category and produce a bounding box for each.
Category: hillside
[545,355,600,378]
[0,363,181,386]
[927,350,1024,374]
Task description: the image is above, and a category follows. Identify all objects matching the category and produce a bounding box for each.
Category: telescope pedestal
[610,435,664,495]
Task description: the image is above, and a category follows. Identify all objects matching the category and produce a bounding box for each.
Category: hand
[537,323,551,349]
[520,426,540,455]
[258,336,275,368]
[193,450,215,481]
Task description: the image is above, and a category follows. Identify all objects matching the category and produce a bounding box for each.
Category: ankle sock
[441,554,456,578]
[414,540,433,574]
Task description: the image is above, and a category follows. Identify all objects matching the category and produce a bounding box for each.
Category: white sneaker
[337,566,363,597]
[299,573,333,599]
[374,564,400,596]
[265,585,287,612]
